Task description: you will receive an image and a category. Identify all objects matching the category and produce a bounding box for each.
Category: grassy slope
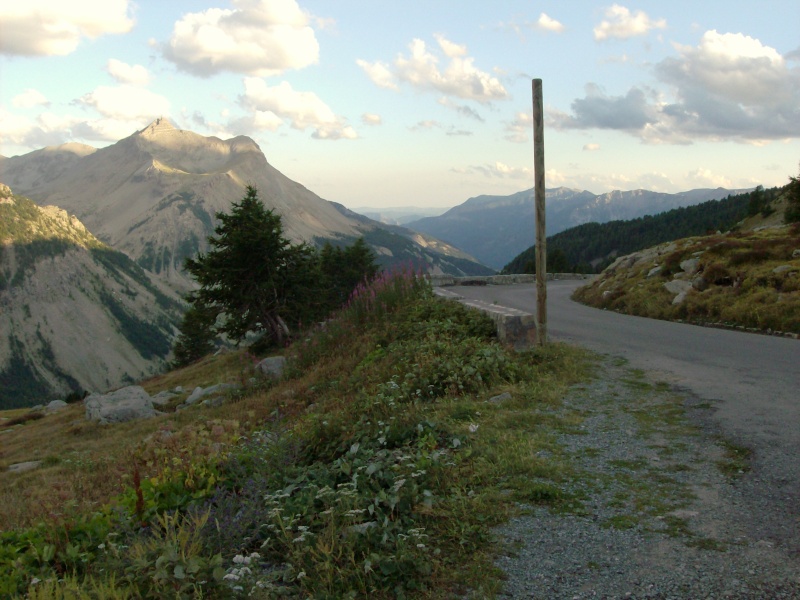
[0,272,594,598]
[574,221,800,335]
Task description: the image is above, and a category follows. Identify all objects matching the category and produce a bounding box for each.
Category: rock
[44,400,69,413]
[186,386,204,405]
[185,383,239,406]
[663,280,692,295]
[680,258,700,275]
[772,265,794,274]
[8,461,42,473]
[150,391,176,406]
[488,392,512,404]
[256,356,286,379]
[691,276,708,291]
[202,396,226,408]
[792,249,800,258]
[84,386,157,424]
[664,279,692,305]
[173,385,184,393]
[646,266,663,278]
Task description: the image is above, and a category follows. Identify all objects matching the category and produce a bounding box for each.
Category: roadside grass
[574,225,800,334]
[0,272,598,598]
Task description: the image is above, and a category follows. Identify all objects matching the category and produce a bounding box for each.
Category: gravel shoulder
[493,355,800,599]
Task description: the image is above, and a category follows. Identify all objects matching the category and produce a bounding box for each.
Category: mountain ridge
[407,186,753,269]
[0,185,184,408]
[0,119,490,288]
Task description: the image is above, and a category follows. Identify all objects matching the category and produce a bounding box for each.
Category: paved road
[449,280,800,553]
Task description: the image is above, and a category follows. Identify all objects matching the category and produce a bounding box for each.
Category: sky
[1,1,799,210]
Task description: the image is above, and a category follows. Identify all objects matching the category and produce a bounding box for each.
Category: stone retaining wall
[430,273,595,287]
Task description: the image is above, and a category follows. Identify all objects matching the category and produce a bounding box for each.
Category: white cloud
[552,30,800,143]
[0,109,83,150]
[359,36,508,104]
[71,118,146,142]
[536,13,564,33]
[361,113,382,126]
[78,85,170,121]
[356,59,398,90]
[162,0,319,77]
[460,161,531,179]
[583,143,600,151]
[0,0,134,56]
[107,59,150,85]
[594,4,666,41]
[239,78,356,140]
[12,89,50,109]
[685,167,732,188]
[505,111,532,143]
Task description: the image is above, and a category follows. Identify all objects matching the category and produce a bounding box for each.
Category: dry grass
[0,348,303,532]
[575,225,800,334]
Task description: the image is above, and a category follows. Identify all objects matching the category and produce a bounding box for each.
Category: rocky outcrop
[84,386,158,424]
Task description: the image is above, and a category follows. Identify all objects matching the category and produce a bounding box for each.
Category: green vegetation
[0,268,592,598]
[175,186,382,363]
[785,164,800,224]
[0,337,51,409]
[97,289,172,360]
[503,187,770,274]
[575,226,800,334]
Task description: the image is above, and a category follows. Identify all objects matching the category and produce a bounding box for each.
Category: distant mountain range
[0,185,183,408]
[353,206,447,226]
[406,186,753,270]
[0,119,490,289]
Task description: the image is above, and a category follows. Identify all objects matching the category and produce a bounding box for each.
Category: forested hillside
[503,187,779,274]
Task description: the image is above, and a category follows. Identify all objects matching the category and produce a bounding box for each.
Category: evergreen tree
[183,185,316,347]
[171,296,217,366]
[785,165,800,224]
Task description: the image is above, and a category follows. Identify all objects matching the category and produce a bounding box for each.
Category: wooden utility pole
[532,79,547,345]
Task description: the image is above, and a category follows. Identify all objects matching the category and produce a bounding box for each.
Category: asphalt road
[448,280,800,553]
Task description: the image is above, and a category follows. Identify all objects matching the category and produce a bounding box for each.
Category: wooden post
[532,79,547,345]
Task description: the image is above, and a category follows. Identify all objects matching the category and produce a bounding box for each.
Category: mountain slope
[408,186,752,269]
[1,120,489,285]
[502,188,769,273]
[0,185,184,408]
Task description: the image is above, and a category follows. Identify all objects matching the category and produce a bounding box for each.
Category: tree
[171,296,217,366]
[183,185,316,347]
[785,164,800,224]
[318,237,380,309]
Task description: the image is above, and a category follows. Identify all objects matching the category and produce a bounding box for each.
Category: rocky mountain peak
[138,117,177,137]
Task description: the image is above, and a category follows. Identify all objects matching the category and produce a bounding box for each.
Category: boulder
[8,461,42,473]
[44,400,68,413]
[84,386,157,424]
[773,265,794,274]
[664,279,693,305]
[256,356,286,379]
[646,266,663,278]
[150,391,176,406]
[679,258,700,276]
[185,383,239,406]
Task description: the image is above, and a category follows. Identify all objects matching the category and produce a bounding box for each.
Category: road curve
[449,280,800,553]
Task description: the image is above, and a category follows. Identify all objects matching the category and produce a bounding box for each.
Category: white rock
[84,386,157,424]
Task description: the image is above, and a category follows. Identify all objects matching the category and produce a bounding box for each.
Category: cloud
[0,0,134,56]
[356,59,398,90]
[410,120,441,132]
[438,97,484,121]
[457,161,531,179]
[361,113,382,126]
[12,89,50,109]
[594,4,666,41]
[77,85,170,121]
[162,0,319,77]
[685,167,732,188]
[107,59,150,85]
[549,84,657,131]
[239,78,356,139]
[71,118,148,141]
[536,13,565,33]
[552,30,800,143]
[583,143,601,151]
[505,111,532,143]
[358,35,508,104]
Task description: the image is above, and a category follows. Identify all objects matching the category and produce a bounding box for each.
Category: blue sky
[1,1,799,209]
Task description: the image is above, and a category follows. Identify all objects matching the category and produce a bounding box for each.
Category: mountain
[352,205,447,226]
[407,186,753,270]
[0,185,184,409]
[0,119,490,287]
[501,187,774,274]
